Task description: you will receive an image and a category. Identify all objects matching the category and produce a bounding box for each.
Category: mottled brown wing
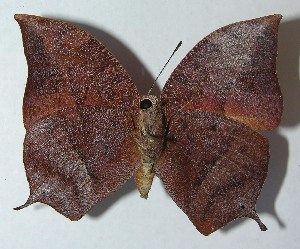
[15,14,139,128]
[15,14,140,219]
[161,15,282,130]
[155,111,269,235]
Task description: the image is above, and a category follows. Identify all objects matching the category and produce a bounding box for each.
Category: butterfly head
[139,95,159,110]
[138,95,164,135]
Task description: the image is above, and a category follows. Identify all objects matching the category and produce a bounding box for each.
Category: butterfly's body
[15,14,283,235]
[135,95,165,198]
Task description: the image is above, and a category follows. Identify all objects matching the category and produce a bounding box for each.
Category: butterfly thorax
[134,95,166,199]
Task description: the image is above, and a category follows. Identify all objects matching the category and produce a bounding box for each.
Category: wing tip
[198,213,268,236]
[271,14,283,21]
[14,14,42,24]
[264,14,282,19]
[249,210,268,231]
[14,14,29,22]
[251,14,282,23]
[13,201,32,211]
[13,205,26,211]
[14,194,37,211]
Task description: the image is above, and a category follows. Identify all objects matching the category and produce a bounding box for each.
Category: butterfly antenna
[147,41,182,95]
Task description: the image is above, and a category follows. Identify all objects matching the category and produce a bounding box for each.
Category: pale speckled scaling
[15,14,282,235]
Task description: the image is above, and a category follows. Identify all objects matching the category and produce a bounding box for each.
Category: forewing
[161,15,282,130]
[15,14,139,128]
[155,111,269,235]
[15,15,141,219]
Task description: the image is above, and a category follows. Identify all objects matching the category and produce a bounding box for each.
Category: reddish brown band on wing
[14,14,141,219]
[161,15,282,131]
[15,14,139,129]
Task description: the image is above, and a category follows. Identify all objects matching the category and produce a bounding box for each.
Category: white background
[1,1,300,248]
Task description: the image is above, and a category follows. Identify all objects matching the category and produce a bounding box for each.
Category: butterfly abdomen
[135,95,166,199]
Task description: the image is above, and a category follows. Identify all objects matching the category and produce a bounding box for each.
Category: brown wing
[161,15,282,130]
[15,14,140,219]
[155,111,269,235]
[15,14,140,128]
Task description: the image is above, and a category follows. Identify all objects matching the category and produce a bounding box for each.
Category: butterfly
[14,14,282,235]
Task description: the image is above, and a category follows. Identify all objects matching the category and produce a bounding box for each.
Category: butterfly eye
[140,99,153,109]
